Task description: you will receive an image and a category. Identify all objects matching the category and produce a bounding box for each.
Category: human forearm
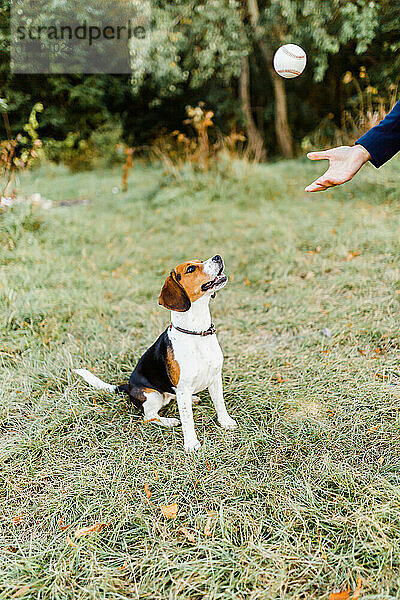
[356,100,400,168]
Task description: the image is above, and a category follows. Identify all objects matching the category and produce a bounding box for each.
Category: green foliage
[260,0,379,81]
[0,1,398,162]
[45,120,124,172]
[131,0,248,98]
[23,102,43,140]
[1,102,43,196]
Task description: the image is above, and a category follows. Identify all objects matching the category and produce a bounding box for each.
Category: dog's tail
[73,368,129,395]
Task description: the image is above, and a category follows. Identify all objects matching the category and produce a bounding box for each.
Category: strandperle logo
[10,0,151,74]
[15,20,147,47]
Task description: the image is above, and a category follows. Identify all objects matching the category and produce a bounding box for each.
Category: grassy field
[1,157,400,599]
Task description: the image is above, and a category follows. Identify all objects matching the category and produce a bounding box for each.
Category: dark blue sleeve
[356,100,400,168]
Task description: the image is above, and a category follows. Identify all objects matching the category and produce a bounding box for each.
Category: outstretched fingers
[305,150,335,192]
[305,180,327,192]
[305,168,338,192]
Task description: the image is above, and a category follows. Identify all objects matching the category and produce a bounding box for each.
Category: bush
[1,101,44,197]
[44,120,125,172]
[151,103,246,180]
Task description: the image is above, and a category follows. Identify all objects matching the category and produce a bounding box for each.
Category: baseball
[273,44,307,79]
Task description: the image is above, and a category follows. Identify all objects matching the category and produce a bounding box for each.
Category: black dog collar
[170,323,216,337]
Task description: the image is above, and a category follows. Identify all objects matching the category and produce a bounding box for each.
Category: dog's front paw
[219,416,238,430]
[184,438,201,453]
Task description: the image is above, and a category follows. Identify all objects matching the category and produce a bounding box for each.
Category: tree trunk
[239,56,266,161]
[246,0,294,158]
[267,65,294,158]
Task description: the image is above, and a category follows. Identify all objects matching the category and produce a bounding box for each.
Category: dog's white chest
[169,330,223,393]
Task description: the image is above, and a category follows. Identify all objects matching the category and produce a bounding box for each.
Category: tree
[246,0,294,157]
[239,55,266,160]
[129,0,267,158]
[245,0,380,158]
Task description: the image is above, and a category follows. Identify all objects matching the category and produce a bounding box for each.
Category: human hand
[305,145,371,192]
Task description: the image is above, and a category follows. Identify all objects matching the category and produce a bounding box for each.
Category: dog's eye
[186,265,196,274]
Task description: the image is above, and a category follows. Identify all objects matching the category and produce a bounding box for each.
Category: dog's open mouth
[201,272,227,291]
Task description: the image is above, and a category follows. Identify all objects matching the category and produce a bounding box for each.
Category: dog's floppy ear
[159,272,191,312]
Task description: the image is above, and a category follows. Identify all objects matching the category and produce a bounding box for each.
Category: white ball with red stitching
[273,44,307,79]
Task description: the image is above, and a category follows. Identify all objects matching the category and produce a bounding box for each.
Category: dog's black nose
[212,255,222,264]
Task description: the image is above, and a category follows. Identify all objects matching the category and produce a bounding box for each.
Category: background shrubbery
[44,121,125,172]
[1,1,399,173]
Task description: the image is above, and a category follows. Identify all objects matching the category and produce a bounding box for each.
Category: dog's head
[159,255,228,312]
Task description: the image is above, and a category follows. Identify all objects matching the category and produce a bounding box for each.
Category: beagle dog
[74,255,237,452]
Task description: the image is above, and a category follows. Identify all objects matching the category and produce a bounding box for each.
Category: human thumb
[307,150,332,161]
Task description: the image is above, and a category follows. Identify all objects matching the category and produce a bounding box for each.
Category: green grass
[1,157,400,599]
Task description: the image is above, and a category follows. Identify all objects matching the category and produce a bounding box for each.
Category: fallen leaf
[205,460,212,471]
[374,343,388,354]
[366,424,380,434]
[204,516,212,536]
[352,578,363,600]
[12,514,23,525]
[329,589,350,600]
[59,517,69,531]
[11,585,30,598]
[244,277,251,286]
[346,250,360,261]
[74,522,107,538]
[378,456,384,466]
[160,503,178,519]
[144,484,151,499]
[179,527,196,543]
[66,535,78,548]
[306,246,321,255]
[117,560,129,570]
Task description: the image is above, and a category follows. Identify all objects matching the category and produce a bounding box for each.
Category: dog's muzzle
[201,255,227,291]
